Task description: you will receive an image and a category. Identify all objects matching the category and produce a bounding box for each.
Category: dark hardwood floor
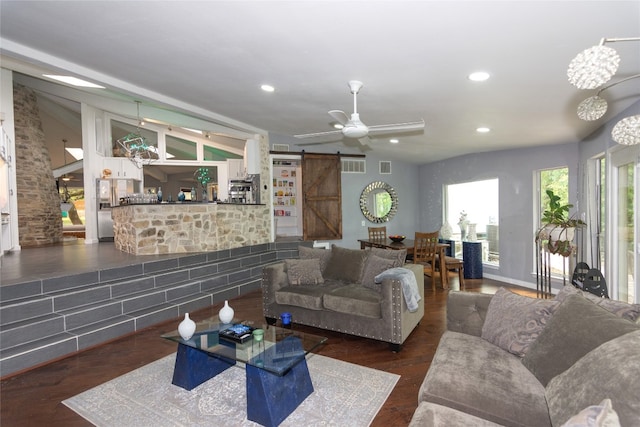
[0,275,535,427]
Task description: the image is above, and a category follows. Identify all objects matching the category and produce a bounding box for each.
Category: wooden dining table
[357,238,452,286]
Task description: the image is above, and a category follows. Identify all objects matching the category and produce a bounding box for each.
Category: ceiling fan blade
[343,136,373,152]
[293,129,343,139]
[328,110,349,125]
[367,119,425,135]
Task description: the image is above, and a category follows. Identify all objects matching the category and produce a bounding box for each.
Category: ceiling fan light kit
[568,37,640,145]
[295,80,425,151]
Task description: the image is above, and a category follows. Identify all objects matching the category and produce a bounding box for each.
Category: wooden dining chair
[443,256,465,289]
[368,226,387,241]
[413,231,445,288]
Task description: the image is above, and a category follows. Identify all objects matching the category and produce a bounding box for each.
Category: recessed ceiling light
[389,139,399,144]
[261,84,275,92]
[476,127,491,133]
[43,75,105,88]
[468,71,490,82]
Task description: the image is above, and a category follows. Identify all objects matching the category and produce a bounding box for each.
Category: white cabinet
[227,159,245,179]
[102,157,142,180]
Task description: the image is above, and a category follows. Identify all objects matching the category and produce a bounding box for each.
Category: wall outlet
[361,220,366,227]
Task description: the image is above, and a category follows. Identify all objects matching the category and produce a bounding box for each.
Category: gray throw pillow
[555,285,640,322]
[298,245,331,273]
[546,330,640,426]
[360,254,396,290]
[323,245,369,283]
[285,258,324,286]
[370,247,407,267]
[481,287,559,357]
[522,294,639,386]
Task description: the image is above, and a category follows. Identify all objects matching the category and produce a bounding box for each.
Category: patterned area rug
[63,353,399,426]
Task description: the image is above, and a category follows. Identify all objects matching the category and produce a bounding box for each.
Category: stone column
[13,84,62,246]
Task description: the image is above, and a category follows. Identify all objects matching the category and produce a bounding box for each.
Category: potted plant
[536,189,585,256]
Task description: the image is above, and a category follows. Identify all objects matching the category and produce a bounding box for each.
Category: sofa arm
[446,291,493,337]
[261,262,288,305]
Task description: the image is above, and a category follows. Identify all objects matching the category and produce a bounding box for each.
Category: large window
[445,178,499,265]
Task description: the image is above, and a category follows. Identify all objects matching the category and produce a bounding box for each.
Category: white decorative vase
[178,313,196,340]
[467,223,477,242]
[219,300,234,324]
[440,221,453,240]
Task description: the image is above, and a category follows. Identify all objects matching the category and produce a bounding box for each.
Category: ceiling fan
[294,80,425,151]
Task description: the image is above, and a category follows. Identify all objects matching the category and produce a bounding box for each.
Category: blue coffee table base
[171,342,236,391]
[246,357,313,427]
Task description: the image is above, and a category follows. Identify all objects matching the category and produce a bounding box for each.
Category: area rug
[63,353,399,427]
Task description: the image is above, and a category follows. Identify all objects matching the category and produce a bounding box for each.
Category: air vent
[379,161,392,174]
[272,144,290,152]
[341,158,366,173]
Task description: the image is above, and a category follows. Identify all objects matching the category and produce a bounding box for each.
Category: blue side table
[439,239,456,257]
[463,241,483,279]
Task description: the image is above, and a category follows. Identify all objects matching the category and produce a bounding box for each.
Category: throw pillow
[370,247,407,267]
[480,287,559,357]
[555,285,640,322]
[298,245,332,273]
[285,258,324,286]
[360,254,396,290]
[323,245,369,283]
[560,399,621,427]
[522,294,639,386]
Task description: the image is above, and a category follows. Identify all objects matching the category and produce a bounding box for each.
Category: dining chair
[413,231,445,288]
[368,226,387,241]
[443,256,465,289]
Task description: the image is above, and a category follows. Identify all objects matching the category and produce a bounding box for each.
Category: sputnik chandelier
[117,101,159,168]
[567,37,640,145]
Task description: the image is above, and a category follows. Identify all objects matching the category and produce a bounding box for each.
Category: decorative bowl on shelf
[389,235,406,243]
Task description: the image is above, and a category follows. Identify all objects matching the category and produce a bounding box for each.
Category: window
[537,167,570,276]
[445,178,499,265]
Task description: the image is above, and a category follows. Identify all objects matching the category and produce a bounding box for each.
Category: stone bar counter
[111,202,270,255]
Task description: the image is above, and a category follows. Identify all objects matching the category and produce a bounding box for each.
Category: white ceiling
[1,1,639,165]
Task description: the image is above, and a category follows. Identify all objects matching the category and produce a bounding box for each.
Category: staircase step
[0,295,54,325]
[0,332,78,378]
[68,315,136,351]
[58,300,124,331]
[0,313,65,349]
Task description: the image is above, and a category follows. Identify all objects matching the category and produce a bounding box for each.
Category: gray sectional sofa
[261,245,424,350]
[409,287,640,426]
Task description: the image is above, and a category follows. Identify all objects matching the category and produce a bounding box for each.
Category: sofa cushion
[323,245,369,283]
[360,254,396,290]
[546,330,640,427]
[323,284,382,318]
[559,399,620,427]
[285,258,324,286]
[481,287,559,357]
[298,245,332,273]
[409,401,504,427]
[420,331,550,427]
[555,284,640,322]
[522,293,639,386]
[275,285,328,310]
[370,247,407,267]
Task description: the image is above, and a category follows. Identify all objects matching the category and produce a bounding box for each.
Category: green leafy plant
[194,167,212,190]
[536,189,585,256]
[541,189,584,227]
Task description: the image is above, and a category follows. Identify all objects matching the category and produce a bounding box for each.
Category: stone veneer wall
[13,84,62,247]
[112,203,271,255]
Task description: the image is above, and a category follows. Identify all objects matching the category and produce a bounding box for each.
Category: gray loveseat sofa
[261,245,424,351]
[410,287,640,426]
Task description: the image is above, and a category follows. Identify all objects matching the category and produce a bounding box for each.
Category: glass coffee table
[162,318,327,427]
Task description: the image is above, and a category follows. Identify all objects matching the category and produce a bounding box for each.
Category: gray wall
[418,142,579,288]
[269,133,420,249]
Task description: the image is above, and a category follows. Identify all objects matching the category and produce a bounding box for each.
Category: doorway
[609,144,639,303]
